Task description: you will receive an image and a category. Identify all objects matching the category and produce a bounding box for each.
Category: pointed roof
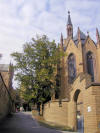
[73,28,86,45]
[73,30,86,40]
[67,11,72,25]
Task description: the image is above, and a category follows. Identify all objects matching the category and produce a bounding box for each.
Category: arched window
[68,53,76,83]
[86,51,94,82]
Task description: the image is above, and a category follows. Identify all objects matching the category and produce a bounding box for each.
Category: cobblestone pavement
[0,112,79,133]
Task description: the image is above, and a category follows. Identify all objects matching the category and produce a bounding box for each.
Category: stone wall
[43,85,100,133]
[0,73,13,121]
[43,73,100,133]
[43,100,69,127]
[84,85,100,133]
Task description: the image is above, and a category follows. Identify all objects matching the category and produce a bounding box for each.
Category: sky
[0,0,100,64]
[0,0,100,87]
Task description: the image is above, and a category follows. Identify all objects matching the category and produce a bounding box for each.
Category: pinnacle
[67,11,72,25]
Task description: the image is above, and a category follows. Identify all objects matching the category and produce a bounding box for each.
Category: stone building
[0,63,15,121]
[43,12,100,133]
[0,64,14,89]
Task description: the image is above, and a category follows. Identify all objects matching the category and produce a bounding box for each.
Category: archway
[74,89,84,132]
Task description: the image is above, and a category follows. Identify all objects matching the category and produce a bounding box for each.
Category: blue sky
[0,0,100,65]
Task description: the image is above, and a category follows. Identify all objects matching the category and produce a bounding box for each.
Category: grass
[32,110,74,132]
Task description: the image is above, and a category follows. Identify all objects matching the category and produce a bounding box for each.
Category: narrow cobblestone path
[0,112,78,133]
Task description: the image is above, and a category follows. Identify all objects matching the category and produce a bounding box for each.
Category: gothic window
[86,51,94,82]
[68,53,76,83]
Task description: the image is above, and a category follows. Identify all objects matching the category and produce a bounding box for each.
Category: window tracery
[68,54,76,83]
[87,51,94,82]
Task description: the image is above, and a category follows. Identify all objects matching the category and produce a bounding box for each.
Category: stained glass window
[87,51,94,82]
[68,53,76,83]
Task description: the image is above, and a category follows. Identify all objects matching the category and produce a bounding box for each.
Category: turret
[67,11,73,39]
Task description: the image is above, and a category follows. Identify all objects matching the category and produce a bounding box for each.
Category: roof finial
[68,11,70,15]
[87,31,89,36]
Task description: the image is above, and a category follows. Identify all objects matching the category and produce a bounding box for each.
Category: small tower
[67,11,73,39]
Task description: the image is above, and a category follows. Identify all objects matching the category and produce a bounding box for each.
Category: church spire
[67,11,72,25]
[67,11,73,39]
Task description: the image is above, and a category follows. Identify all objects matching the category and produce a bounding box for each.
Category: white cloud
[0,0,100,62]
[0,0,100,87]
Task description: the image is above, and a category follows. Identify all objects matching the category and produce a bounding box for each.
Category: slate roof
[0,64,9,72]
[73,30,86,45]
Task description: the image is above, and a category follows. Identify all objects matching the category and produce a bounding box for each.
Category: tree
[11,35,63,112]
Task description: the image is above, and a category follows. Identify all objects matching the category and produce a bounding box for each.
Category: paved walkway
[0,112,78,133]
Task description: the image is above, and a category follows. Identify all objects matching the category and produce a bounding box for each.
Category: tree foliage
[11,35,63,105]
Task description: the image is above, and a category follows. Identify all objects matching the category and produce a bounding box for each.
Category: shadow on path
[0,112,63,133]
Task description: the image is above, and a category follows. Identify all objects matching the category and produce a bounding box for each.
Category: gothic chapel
[59,11,100,99]
[44,12,100,133]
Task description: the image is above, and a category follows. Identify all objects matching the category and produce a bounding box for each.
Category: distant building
[0,64,14,90]
[0,63,15,121]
